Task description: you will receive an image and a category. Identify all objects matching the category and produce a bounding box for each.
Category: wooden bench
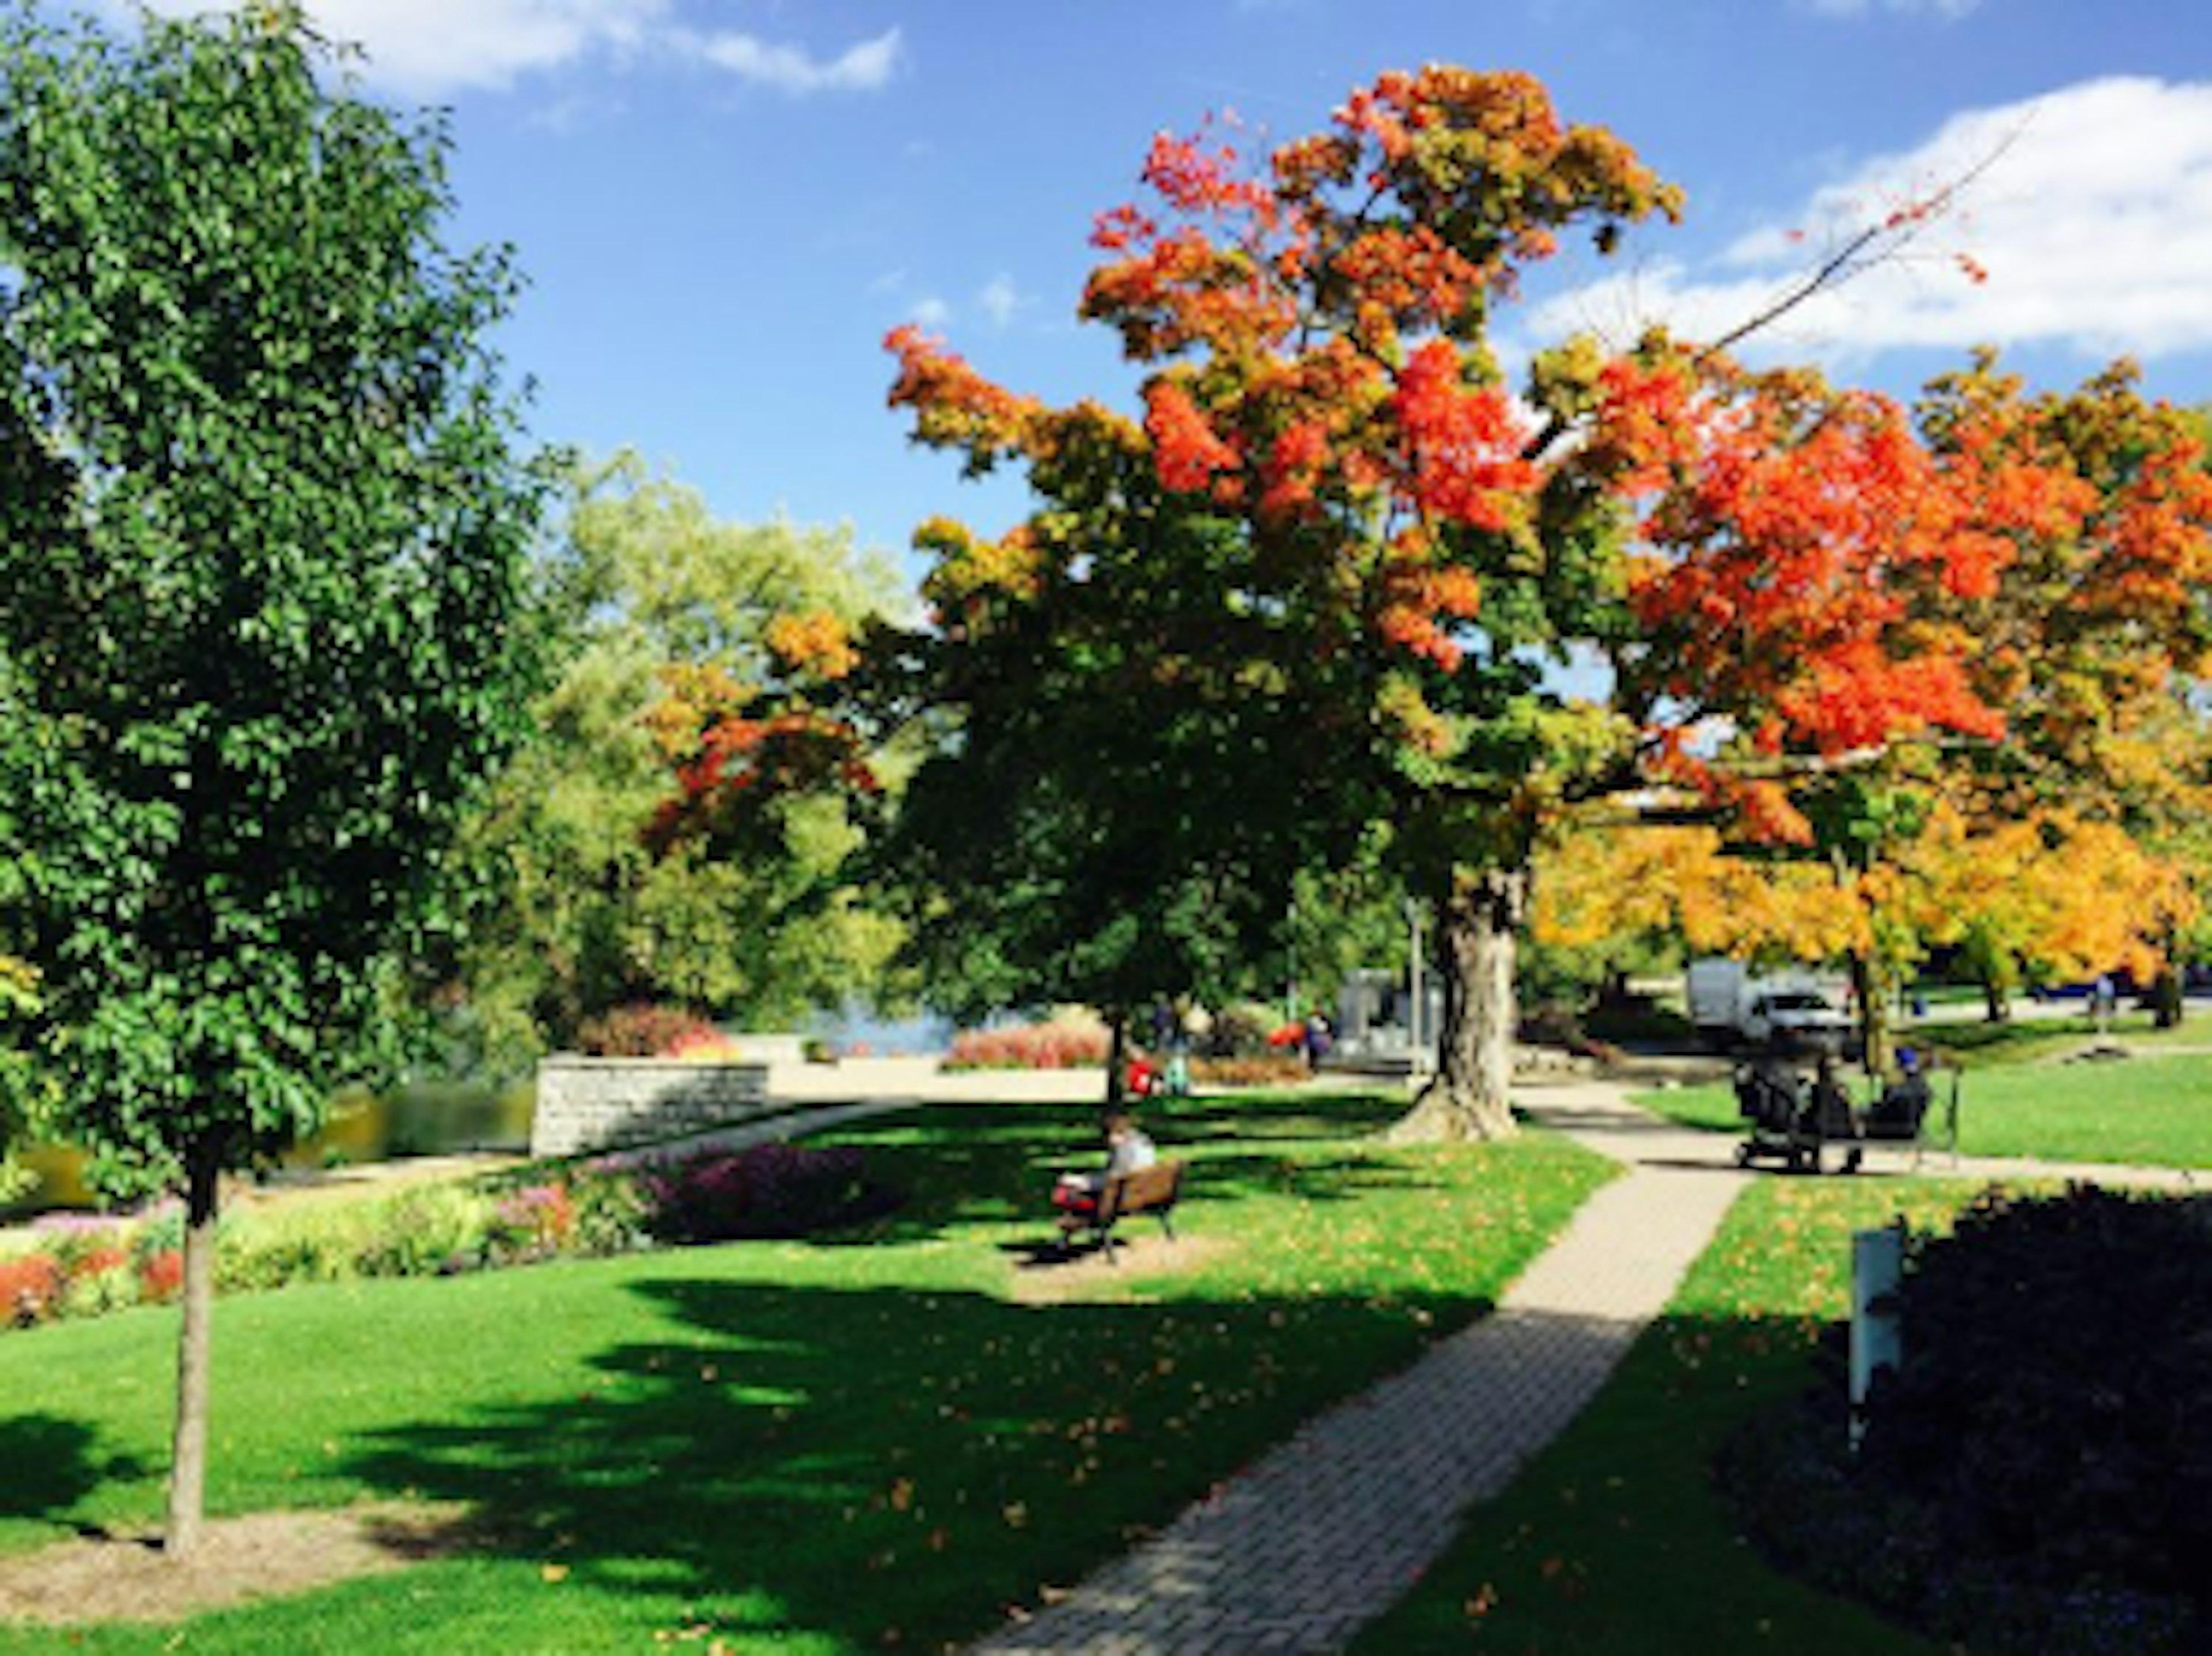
[1060,1160,1184,1262]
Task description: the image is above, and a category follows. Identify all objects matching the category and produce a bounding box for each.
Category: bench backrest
[1099,1159,1183,1223]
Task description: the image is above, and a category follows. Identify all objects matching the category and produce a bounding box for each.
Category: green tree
[855,439,1353,1088]
[0,4,551,1551]
[437,456,906,1058]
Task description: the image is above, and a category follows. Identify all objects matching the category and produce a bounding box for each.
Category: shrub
[1198,1001,1279,1059]
[565,1164,654,1256]
[576,1003,723,1058]
[219,1225,358,1293]
[487,1181,577,1264]
[59,1255,138,1319]
[1721,1186,2212,1654]
[642,1142,891,1244]
[945,1015,1110,1071]
[662,1026,743,1062]
[0,1253,59,1326]
[353,1186,496,1278]
[138,1247,184,1303]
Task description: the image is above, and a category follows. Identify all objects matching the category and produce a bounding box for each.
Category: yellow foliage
[1538,800,2198,986]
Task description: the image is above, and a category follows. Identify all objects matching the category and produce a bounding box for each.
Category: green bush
[58,1260,138,1318]
[566,1164,653,1255]
[353,1186,496,1277]
[1203,1001,1282,1059]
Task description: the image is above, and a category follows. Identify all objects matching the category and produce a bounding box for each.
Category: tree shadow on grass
[339,1272,1482,1653]
[825,1095,1446,1250]
[0,1414,146,1534]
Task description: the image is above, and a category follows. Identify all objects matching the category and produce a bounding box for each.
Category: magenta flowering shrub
[642,1142,888,1244]
[488,1181,577,1262]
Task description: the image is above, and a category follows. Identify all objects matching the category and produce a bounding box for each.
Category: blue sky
[124,1,2212,578]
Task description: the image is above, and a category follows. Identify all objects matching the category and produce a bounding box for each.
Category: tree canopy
[869,69,2037,1136]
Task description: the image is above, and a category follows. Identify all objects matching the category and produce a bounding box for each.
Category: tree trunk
[165,1150,221,1556]
[2152,965,2184,1029]
[1388,865,1522,1143]
[1104,1009,1128,1110]
[1979,975,2010,1024]
[1850,953,1893,1077]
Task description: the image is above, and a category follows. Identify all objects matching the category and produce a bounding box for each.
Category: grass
[1350,1175,2011,1654]
[0,1086,1614,1654]
[1903,1006,2212,1067]
[1635,1037,2212,1170]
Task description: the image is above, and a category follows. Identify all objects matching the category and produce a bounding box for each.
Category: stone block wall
[531,1056,775,1158]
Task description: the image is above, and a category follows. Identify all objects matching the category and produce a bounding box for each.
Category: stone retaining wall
[531,1056,775,1158]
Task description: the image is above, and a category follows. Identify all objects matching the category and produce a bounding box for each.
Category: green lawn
[1635,1045,2212,1169]
[1351,1176,2002,1654]
[0,1088,1613,1654]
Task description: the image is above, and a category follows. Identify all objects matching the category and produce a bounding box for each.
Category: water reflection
[6,1078,536,1216]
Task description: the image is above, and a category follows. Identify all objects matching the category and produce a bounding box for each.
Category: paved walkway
[971,1082,1743,1655]
[967,1079,2200,1655]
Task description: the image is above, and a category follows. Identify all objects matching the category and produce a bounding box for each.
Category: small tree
[0,5,551,1552]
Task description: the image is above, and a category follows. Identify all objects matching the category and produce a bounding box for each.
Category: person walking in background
[1302,1008,1333,1072]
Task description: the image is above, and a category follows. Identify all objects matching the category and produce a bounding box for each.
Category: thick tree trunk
[165,1150,221,1556]
[2153,965,2184,1029]
[1388,865,1522,1143]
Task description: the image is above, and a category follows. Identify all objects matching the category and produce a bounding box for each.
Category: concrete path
[969,1082,1744,1655]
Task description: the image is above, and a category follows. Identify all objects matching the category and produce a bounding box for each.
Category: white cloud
[117,3,902,100]
[1531,77,2212,367]
[978,274,1022,329]
[687,26,903,95]
[909,295,953,329]
[126,0,668,94]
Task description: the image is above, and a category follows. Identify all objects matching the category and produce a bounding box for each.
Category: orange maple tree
[872,67,2069,1138]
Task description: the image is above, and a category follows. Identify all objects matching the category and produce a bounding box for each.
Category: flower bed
[0,1139,897,1337]
[945,1015,1110,1071]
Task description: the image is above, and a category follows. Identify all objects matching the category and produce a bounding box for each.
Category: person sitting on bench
[1866,1048,1933,1140]
[1053,1110,1156,1230]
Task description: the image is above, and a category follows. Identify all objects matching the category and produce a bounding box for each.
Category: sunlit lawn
[0,1087,1613,1654]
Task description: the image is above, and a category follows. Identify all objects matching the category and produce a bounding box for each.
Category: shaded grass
[1351,1177,2002,1654]
[0,1087,1612,1654]
[1635,1049,2212,1170]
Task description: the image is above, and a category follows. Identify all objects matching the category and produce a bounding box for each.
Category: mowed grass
[1635,1044,2212,1169]
[0,1087,1613,1654]
[1352,1175,2012,1654]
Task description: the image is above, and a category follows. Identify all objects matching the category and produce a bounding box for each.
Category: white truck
[1685,958,1854,1051]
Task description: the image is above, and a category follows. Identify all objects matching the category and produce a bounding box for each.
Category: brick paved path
[969,1082,1744,1655]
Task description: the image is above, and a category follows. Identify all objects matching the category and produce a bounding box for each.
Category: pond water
[7,1077,537,1215]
